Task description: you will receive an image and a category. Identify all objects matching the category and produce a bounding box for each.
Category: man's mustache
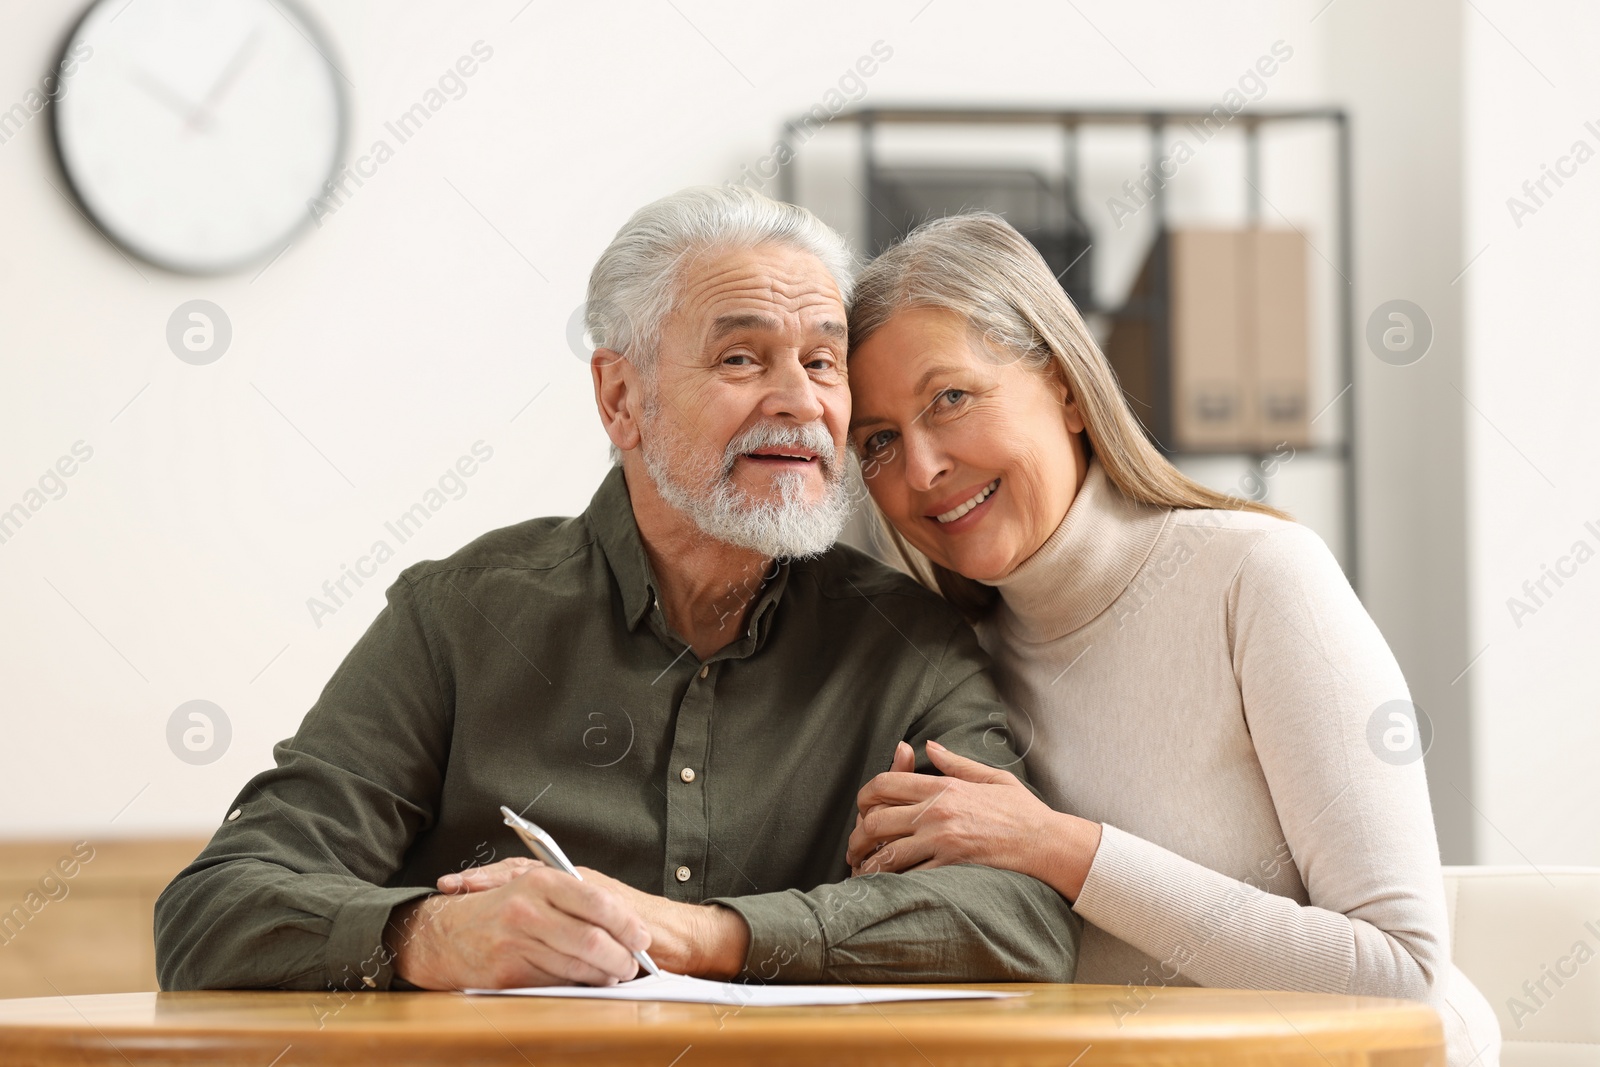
[720,422,839,478]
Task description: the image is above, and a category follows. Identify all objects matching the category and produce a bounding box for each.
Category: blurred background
[0,0,1593,997]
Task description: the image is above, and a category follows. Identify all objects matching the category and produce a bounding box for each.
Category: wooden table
[0,984,1444,1066]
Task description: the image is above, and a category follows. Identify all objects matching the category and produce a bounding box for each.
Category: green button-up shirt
[155,467,1080,993]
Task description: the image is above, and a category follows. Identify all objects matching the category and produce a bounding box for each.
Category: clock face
[53,0,344,274]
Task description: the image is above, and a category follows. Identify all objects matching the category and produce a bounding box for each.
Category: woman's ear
[1062,392,1087,434]
[1050,367,1088,434]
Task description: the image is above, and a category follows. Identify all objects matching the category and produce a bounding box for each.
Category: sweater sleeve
[1070,522,1450,1001]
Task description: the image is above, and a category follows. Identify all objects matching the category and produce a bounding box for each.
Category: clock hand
[185,29,262,134]
[128,68,203,126]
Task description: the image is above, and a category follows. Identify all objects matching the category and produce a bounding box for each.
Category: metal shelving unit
[776,105,1358,592]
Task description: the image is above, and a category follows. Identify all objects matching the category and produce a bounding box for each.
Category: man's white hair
[586,185,856,386]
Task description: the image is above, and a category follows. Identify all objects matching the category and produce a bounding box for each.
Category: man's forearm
[708,864,1081,984]
[156,856,433,992]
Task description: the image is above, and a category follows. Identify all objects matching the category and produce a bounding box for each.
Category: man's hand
[435,859,751,980]
[385,864,651,990]
[847,740,1102,901]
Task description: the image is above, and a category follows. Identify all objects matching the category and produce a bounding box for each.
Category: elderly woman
[843,213,1500,1066]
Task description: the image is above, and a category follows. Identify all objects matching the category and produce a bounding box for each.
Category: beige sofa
[1445,866,1600,1066]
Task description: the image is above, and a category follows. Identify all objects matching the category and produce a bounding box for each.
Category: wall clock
[52,0,345,274]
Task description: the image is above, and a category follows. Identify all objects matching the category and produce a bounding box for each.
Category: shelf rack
[775,105,1358,592]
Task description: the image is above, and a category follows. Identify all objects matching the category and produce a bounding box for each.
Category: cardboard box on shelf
[1103,227,1310,452]
[1250,229,1311,447]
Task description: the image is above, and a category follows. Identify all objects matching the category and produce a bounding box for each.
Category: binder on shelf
[1103,227,1310,452]
[1251,229,1311,446]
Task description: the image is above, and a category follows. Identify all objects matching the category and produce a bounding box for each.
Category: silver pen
[498,805,663,978]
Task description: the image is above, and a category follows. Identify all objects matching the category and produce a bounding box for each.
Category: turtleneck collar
[981,456,1171,643]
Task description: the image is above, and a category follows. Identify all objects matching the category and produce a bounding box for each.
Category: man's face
[636,242,853,558]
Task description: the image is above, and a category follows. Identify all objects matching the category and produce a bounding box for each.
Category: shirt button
[675,865,692,883]
[698,664,709,679]
[679,767,696,783]
[226,809,241,822]
[362,975,376,988]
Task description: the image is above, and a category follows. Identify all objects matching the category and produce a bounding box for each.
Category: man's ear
[593,349,642,453]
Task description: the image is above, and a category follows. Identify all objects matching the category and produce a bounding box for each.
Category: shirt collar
[585,465,793,653]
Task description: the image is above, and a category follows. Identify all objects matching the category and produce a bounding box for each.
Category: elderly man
[155,186,1079,993]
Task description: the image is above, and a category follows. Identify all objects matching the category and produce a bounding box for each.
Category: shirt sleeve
[154,574,451,992]
[709,616,1083,984]
[1069,523,1450,1002]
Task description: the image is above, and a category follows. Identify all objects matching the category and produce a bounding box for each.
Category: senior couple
[156,186,1498,1064]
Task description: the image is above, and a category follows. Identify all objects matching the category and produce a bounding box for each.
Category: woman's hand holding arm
[846,740,1103,901]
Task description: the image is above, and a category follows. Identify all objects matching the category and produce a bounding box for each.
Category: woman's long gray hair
[849,213,1288,620]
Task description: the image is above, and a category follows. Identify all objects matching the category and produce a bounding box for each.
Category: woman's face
[849,308,1088,583]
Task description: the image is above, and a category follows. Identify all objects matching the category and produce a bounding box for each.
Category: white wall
[1323,0,1477,860]
[0,0,1561,861]
[1462,2,1600,865]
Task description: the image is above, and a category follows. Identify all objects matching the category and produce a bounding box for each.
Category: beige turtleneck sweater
[975,457,1500,1067]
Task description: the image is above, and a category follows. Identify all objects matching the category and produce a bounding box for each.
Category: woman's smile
[927,477,1001,528]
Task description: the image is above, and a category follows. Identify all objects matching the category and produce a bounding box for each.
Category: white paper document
[466,972,1024,1007]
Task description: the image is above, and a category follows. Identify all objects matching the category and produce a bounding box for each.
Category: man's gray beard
[640,412,854,560]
